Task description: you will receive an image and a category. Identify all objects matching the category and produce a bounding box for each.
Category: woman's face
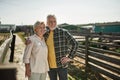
[35,23,46,36]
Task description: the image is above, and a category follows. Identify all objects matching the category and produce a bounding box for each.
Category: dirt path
[14,34,27,80]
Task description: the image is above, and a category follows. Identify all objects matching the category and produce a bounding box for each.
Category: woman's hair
[33,21,44,33]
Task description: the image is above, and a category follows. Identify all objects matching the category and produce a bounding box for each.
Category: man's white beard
[50,26,57,30]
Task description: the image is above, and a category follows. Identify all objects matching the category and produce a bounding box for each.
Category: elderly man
[44,14,78,80]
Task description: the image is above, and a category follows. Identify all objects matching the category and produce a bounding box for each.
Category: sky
[0,0,120,25]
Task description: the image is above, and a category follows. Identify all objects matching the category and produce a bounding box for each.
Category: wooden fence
[0,31,16,63]
[70,31,120,80]
[0,31,16,80]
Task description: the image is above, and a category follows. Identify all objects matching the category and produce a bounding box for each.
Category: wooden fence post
[85,35,89,80]
[9,32,16,62]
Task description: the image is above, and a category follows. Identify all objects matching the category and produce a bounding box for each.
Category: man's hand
[25,38,31,45]
[61,57,72,64]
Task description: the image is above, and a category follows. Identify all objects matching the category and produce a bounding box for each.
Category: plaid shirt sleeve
[65,30,78,59]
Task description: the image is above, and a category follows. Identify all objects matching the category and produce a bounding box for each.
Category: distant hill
[58,23,79,31]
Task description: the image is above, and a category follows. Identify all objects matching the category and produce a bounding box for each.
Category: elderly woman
[23,21,49,80]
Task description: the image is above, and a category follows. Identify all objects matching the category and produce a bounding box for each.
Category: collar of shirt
[34,34,44,41]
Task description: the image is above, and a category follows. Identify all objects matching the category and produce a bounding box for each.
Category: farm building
[0,24,16,32]
[77,22,120,33]
[94,22,120,33]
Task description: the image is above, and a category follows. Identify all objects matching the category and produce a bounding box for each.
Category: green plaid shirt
[44,27,78,68]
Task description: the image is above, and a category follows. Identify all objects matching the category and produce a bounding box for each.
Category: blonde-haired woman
[23,21,49,80]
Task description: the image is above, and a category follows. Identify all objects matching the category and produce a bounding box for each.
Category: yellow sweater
[46,31,57,68]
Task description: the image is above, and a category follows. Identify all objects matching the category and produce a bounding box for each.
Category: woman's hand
[25,64,31,77]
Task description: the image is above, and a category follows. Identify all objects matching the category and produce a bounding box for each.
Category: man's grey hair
[47,14,56,20]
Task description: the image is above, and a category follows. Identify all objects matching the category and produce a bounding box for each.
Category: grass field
[0,33,10,46]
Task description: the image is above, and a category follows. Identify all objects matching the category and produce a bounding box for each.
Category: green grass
[0,33,10,46]
[17,32,26,43]
[68,62,86,80]
[0,40,4,46]
[116,48,120,53]
[68,74,76,80]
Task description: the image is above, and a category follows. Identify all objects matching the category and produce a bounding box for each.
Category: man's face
[47,17,57,30]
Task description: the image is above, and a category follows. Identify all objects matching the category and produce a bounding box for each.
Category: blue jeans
[48,68,68,80]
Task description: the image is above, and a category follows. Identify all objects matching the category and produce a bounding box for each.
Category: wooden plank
[0,68,16,80]
[89,58,120,74]
[88,63,120,80]
[75,53,85,59]
[88,51,120,65]
[90,41,120,47]
[89,47,120,56]
[78,45,85,49]
[76,52,85,56]
[0,63,17,80]
[77,48,85,54]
